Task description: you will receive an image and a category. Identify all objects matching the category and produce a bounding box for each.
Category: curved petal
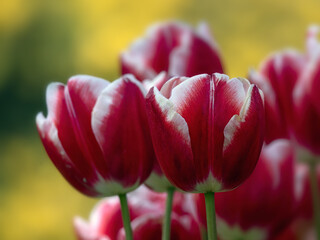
[121,21,224,81]
[168,74,213,187]
[260,50,305,130]
[169,31,223,77]
[120,37,158,81]
[216,84,265,189]
[36,113,99,197]
[74,216,102,240]
[39,82,98,185]
[121,23,177,81]
[92,75,154,188]
[141,71,169,91]
[146,87,196,191]
[160,76,188,98]
[65,75,109,177]
[249,70,286,142]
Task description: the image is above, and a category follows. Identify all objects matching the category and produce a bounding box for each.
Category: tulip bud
[121,21,224,81]
[36,74,154,197]
[146,73,265,193]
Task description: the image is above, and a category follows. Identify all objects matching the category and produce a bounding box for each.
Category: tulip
[121,21,224,81]
[146,73,264,192]
[250,26,320,238]
[249,26,320,157]
[36,74,155,240]
[74,186,201,240]
[146,73,265,240]
[195,140,303,240]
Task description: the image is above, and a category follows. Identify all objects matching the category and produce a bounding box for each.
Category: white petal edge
[73,216,98,240]
[169,73,209,107]
[196,22,220,52]
[67,74,110,98]
[45,82,65,119]
[36,113,74,168]
[88,197,118,228]
[223,84,256,152]
[152,87,192,149]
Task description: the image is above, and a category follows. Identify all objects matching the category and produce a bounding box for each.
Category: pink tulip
[36,74,154,197]
[121,21,224,81]
[74,186,201,240]
[195,140,304,240]
[146,73,265,192]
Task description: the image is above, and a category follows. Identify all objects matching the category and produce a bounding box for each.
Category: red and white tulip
[36,74,154,197]
[250,26,320,156]
[146,73,265,192]
[121,21,224,81]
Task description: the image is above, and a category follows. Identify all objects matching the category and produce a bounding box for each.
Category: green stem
[119,194,133,240]
[204,192,218,240]
[309,162,320,240]
[162,187,175,240]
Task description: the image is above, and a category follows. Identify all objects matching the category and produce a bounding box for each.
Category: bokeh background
[1,0,319,239]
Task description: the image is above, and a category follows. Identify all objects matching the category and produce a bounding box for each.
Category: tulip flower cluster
[36,21,320,240]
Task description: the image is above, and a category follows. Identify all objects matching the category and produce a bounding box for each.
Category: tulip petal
[141,71,169,91]
[196,22,220,52]
[92,75,153,187]
[249,70,286,143]
[146,86,196,191]
[121,21,224,81]
[65,75,109,177]
[217,85,265,189]
[121,23,175,81]
[74,216,101,240]
[120,37,158,81]
[36,113,99,196]
[167,74,213,185]
[40,82,98,184]
[169,30,223,77]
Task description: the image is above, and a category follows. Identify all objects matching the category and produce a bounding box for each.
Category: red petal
[249,70,287,142]
[146,86,196,191]
[36,113,99,197]
[169,30,223,77]
[40,83,98,184]
[168,74,213,188]
[260,51,305,134]
[215,84,265,189]
[65,75,109,177]
[92,75,154,187]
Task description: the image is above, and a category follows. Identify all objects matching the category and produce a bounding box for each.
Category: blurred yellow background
[0,0,319,239]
